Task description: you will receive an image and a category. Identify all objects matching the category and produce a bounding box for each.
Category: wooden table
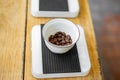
[0,0,102,80]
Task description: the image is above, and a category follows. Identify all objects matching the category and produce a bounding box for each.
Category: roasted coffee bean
[50,39,54,43]
[53,38,57,43]
[69,40,72,43]
[65,39,69,43]
[58,34,62,37]
[56,42,59,45]
[62,32,66,35]
[57,31,63,34]
[66,35,71,39]
[50,35,54,38]
[62,35,65,39]
[61,40,65,44]
[58,38,62,41]
[48,31,72,46]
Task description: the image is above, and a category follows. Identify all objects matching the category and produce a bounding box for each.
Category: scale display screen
[39,0,69,11]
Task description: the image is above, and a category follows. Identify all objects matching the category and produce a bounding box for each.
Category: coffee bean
[57,31,63,34]
[66,35,71,39]
[58,38,62,41]
[61,40,65,44]
[57,34,62,37]
[62,35,65,39]
[50,39,54,43]
[65,38,69,43]
[62,32,66,36]
[48,31,72,46]
[56,42,59,45]
[50,35,54,38]
[53,38,57,42]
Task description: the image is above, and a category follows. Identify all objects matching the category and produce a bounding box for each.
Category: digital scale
[31,0,80,17]
[31,24,91,78]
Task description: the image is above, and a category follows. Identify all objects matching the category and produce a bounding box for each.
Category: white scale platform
[31,0,80,17]
[31,25,91,78]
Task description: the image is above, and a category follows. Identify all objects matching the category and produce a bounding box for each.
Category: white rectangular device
[31,25,91,78]
[31,0,80,17]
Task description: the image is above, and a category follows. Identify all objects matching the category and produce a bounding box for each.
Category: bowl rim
[42,18,80,48]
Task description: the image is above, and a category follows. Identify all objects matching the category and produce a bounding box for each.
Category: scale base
[31,0,80,17]
[31,25,91,78]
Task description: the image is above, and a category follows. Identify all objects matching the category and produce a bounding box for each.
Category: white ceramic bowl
[42,19,80,54]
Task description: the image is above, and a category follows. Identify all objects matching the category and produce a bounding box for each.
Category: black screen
[39,0,69,11]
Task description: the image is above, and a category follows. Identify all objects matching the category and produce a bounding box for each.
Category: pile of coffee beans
[48,31,72,46]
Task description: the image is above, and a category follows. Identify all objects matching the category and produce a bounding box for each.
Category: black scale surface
[39,0,69,11]
[41,24,81,74]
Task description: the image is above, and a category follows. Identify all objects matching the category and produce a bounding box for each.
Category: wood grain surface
[0,0,102,80]
[0,0,26,80]
[24,0,102,80]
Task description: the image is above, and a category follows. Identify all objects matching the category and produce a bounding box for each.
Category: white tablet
[31,0,80,17]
